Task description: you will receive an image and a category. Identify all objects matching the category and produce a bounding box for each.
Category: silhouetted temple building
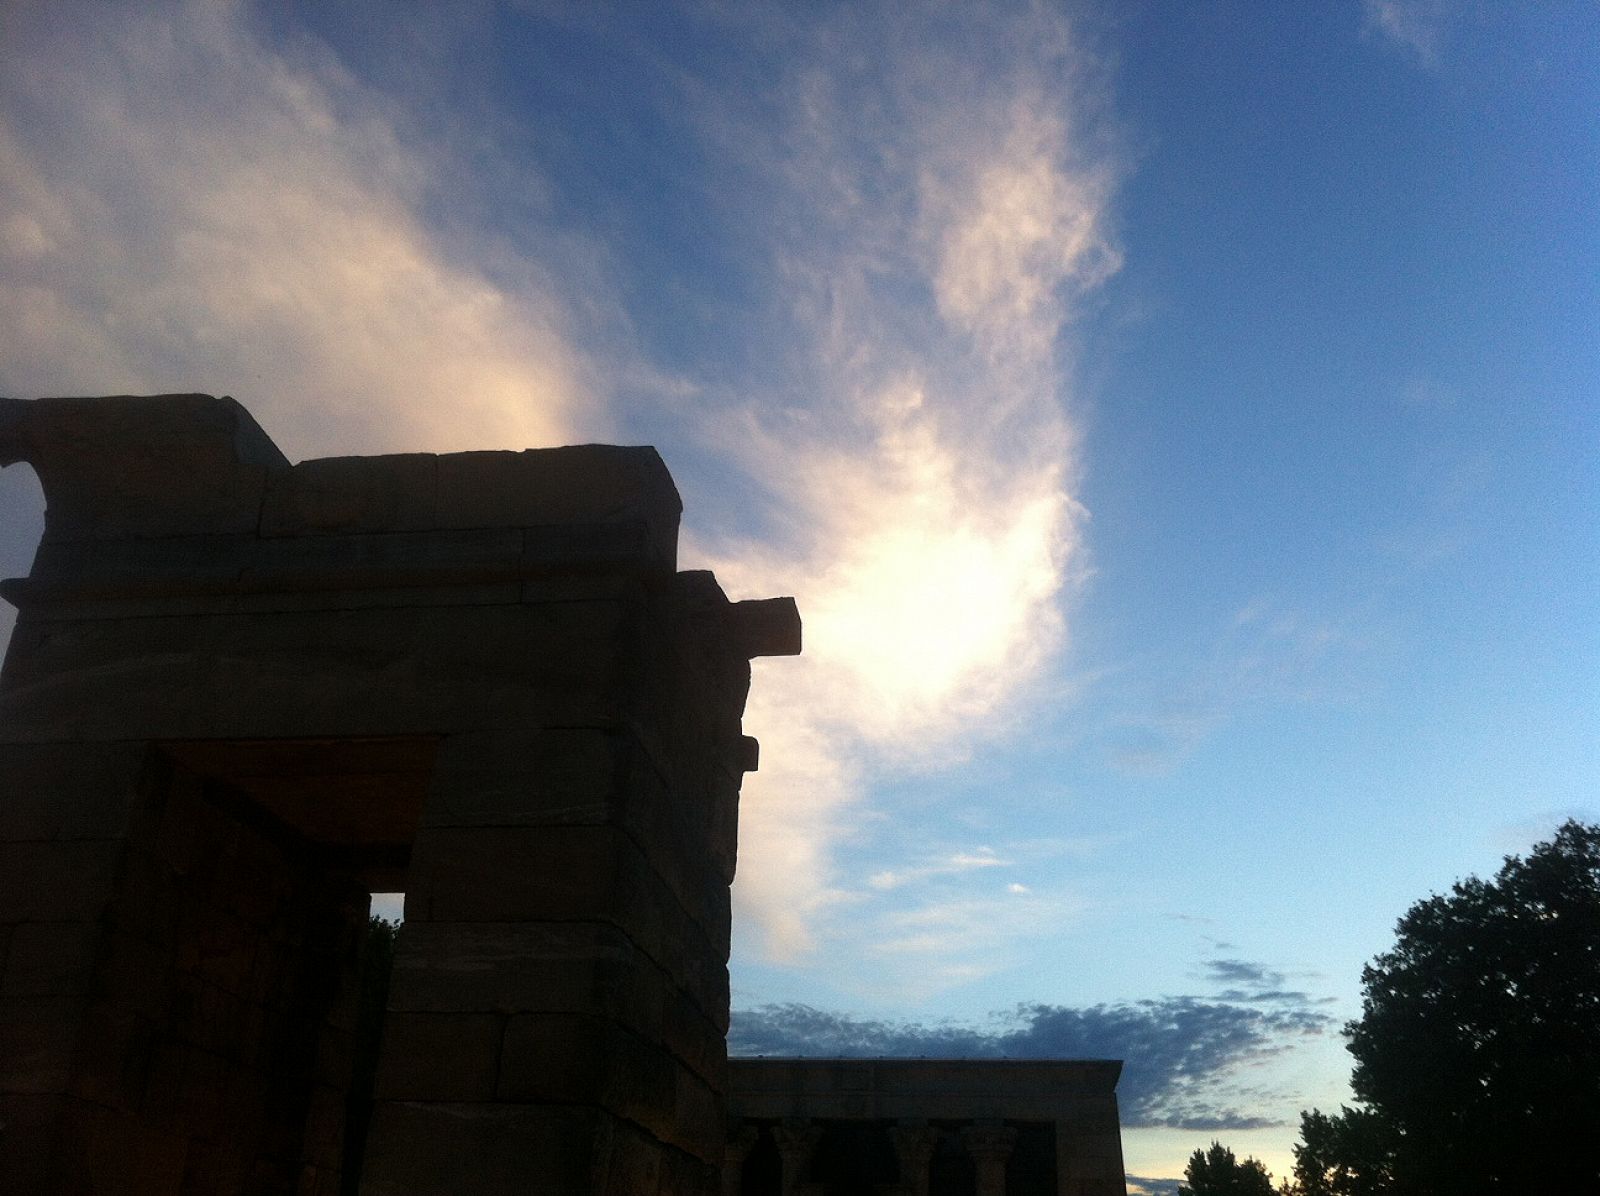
[0,394,1125,1195]
[725,1058,1125,1196]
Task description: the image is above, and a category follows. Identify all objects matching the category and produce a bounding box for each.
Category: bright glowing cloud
[691,6,1121,972]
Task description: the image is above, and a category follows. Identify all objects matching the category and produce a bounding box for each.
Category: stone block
[0,996,85,1094]
[0,741,145,842]
[384,920,727,1090]
[250,525,523,591]
[74,1102,189,1195]
[0,1092,69,1196]
[433,445,680,569]
[297,1162,343,1196]
[359,1102,601,1196]
[189,601,630,740]
[387,921,641,1011]
[260,454,439,537]
[172,1046,229,1137]
[661,982,728,1086]
[104,850,182,951]
[139,1039,187,1122]
[299,1082,348,1170]
[0,921,102,998]
[0,598,638,743]
[404,825,729,1018]
[373,1013,503,1101]
[652,1144,720,1196]
[671,1061,727,1163]
[518,521,660,577]
[496,1012,723,1162]
[0,394,283,541]
[404,823,639,924]
[420,727,736,944]
[0,617,215,743]
[0,839,123,923]
[418,727,624,830]
[725,596,803,658]
[590,1123,663,1196]
[66,1003,153,1110]
[497,1012,671,1123]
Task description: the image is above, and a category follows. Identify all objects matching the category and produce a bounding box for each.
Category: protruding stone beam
[723,1122,761,1196]
[962,1122,1018,1196]
[773,1117,824,1196]
[889,1120,940,1196]
[727,596,802,658]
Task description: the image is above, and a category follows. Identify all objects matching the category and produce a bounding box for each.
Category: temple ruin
[725,1058,1126,1195]
[0,394,1125,1195]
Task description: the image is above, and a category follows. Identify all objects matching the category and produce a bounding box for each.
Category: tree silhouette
[1298,820,1600,1195]
[1289,1106,1393,1196]
[1178,1141,1277,1196]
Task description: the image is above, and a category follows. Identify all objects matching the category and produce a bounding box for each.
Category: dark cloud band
[730,994,1332,1130]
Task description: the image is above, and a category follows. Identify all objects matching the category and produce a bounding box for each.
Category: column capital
[773,1118,824,1196]
[962,1122,1018,1162]
[890,1120,940,1196]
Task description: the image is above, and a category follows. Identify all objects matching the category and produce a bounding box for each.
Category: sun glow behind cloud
[686,6,1122,972]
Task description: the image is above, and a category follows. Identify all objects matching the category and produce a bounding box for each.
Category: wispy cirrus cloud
[1362,0,1447,66]
[685,3,1122,968]
[867,847,1008,892]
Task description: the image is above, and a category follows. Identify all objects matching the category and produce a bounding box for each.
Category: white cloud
[1362,0,1447,66]
[690,5,1121,971]
[861,888,1084,998]
[867,847,1008,892]
[0,1,596,460]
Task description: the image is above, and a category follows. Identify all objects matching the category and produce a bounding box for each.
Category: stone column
[889,1120,940,1196]
[723,1122,759,1196]
[773,1118,823,1196]
[963,1122,1018,1196]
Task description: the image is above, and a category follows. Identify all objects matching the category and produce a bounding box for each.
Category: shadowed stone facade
[0,393,1126,1195]
[0,394,799,1195]
[725,1059,1126,1196]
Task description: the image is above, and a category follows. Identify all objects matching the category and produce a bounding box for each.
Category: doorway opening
[84,737,433,1194]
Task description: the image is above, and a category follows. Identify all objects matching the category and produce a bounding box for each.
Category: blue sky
[1,1,1594,1185]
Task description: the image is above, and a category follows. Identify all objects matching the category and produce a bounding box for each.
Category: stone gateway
[0,394,1124,1195]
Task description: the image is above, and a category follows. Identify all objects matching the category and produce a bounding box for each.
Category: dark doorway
[78,738,431,1193]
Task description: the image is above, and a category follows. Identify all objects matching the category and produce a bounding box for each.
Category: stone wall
[726,1059,1127,1196]
[0,394,799,1195]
